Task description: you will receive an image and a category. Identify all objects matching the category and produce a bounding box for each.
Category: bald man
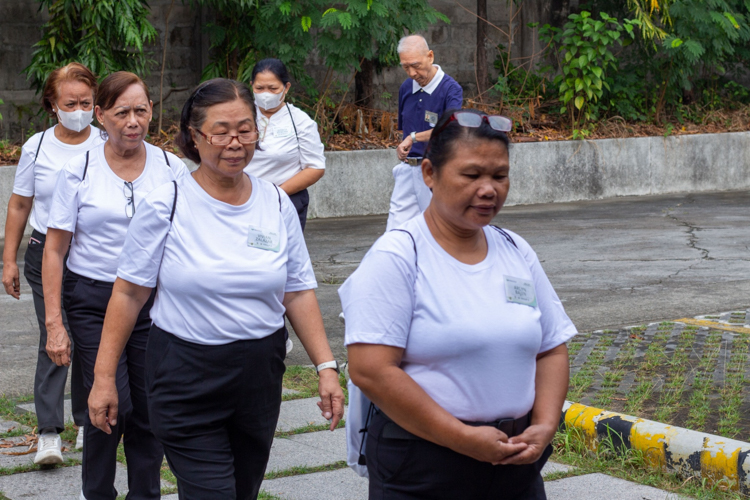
[386,35,463,231]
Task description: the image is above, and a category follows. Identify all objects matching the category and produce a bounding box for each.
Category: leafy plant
[540,11,640,128]
[24,0,158,91]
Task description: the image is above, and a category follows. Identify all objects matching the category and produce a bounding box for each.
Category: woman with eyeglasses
[43,71,188,500]
[341,108,577,499]
[86,78,345,498]
[245,58,325,232]
[2,62,103,465]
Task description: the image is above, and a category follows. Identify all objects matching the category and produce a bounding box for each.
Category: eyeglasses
[123,182,135,219]
[193,128,259,146]
[432,112,513,138]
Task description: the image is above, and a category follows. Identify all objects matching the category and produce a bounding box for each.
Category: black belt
[378,410,532,441]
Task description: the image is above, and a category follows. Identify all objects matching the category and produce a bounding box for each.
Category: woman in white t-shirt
[86,78,345,499]
[1,62,104,465]
[43,71,188,500]
[340,109,577,499]
[245,58,325,231]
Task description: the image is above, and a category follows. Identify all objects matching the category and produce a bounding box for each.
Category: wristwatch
[410,131,417,143]
[316,360,340,375]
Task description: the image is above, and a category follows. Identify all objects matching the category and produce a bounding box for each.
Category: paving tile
[541,461,574,477]
[545,473,690,499]
[276,398,347,432]
[266,429,346,473]
[0,435,80,469]
[261,467,368,500]
[0,463,128,499]
[17,399,73,424]
[0,421,29,434]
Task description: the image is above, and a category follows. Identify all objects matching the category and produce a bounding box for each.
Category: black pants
[24,229,86,433]
[146,325,286,500]
[366,411,552,500]
[288,188,309,232]
[63,271,163,500]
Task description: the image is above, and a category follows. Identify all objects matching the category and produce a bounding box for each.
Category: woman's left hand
[316,369,345,431]
[497,423,557,465]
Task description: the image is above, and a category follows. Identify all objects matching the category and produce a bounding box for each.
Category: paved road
[1,190,749,395]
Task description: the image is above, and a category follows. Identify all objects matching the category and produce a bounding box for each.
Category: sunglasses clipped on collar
[433,111,513,137]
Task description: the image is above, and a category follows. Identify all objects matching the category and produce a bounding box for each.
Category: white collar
[412,65,445,94]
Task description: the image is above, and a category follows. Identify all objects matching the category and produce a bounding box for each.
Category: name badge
[273,127,292,138]
[247,225,280,252]
[504,275,537,307]
[425,111,439,127]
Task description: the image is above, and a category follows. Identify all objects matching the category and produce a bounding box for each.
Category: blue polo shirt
[398,69,463,158]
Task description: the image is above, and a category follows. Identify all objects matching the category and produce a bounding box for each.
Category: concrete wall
[3,132,748,238]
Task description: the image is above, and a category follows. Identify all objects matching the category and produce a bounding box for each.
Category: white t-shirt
[339,215,577,422]
[117,173,318,345]
[12,125,106,234]
[47,142,189,282]
[244,103,325,186]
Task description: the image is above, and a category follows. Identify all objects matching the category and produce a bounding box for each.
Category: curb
[561,401,750,495]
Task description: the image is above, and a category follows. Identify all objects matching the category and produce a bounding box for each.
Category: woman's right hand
[89,376,119,434]
[1,261,20,299]
[454,425,529,465]
[45,321,71,367]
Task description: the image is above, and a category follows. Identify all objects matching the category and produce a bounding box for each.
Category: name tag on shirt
[425,111,439,127]
[247,225,280,252]
[273,127,293,138]
[504,276,537,307]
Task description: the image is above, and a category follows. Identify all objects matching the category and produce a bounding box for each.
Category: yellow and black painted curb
[561,401,750,494]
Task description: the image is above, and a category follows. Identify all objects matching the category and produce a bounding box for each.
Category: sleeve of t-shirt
[339,231,417,349]
[280,188,317,292]
[296,110,325,170]
[165,152,190,179]
[12,135,42,197]
[445,80,464,111]
[117,182,175,288]
[46,153,87,233]
[506,230,578,353]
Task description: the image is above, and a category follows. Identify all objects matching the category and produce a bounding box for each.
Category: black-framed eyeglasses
[193,128,259,146]
[432,112,513,138]
[123,181,135,219]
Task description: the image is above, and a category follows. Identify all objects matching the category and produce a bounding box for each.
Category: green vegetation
[264,460,348,480]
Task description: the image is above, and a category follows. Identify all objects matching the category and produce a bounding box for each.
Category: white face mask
[56,107,93,133]
[254,90,285,111]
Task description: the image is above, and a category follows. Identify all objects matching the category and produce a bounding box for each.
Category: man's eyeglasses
[193,128,259,146]
[432,112,513,138]
[123,181,135,219]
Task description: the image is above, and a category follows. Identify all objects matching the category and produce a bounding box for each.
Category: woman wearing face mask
[246,58,325,232]
[2,62,103,465]
[43,71,189,500]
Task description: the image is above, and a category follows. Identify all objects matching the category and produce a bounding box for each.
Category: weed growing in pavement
[685,330,723,431]
[0,395,37,438]
[717,332,750,437]
[624,327,671,414]
[263,460,348,480]
[568,332,616,402]
[0,458,80,476]
[274,420,346,439]
[653,326,696,423]
[552,426,744,500]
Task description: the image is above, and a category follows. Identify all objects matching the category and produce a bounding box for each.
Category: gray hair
[397,35,430,55]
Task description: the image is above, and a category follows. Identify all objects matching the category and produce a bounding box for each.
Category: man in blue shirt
[386,34,464,231]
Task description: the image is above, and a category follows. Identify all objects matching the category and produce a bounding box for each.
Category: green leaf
[322,8,339,17]
[301,16,312,32]
[670,38,683,48]
[724,12,740,29]
[575,78,584,92]
[578,55,587,67]
[591,66,602,79]
[575,96,585,110]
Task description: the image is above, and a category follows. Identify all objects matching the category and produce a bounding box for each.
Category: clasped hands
[458,422,556,466]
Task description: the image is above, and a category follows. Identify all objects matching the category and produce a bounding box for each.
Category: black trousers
[63,271,163,500]
[146,325,286,500]
[288,188,309,232]
[366,411,552,500]
[24,229,86,433]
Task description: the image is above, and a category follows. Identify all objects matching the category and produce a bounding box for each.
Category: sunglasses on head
[433,111,513,137]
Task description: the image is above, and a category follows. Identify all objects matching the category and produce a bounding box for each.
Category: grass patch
[568,332,616,402]
[653,326,697,423]
[717,332,750,438]
[258,491,284,500]
[274,420,345,438]
[0,395,37,438]
[553,426,743,499]
[264,460,348,480]
[282,366,348,402]
[685,330,723,431]
[0,458,81,476]
[623,326,671,414]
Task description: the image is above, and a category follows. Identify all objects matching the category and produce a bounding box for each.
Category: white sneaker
[338,312,345,324]
[285,338,294,354]
[75,426,84,450]
[34,432,63,465]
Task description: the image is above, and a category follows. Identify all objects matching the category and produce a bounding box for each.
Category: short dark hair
[96,72,149,112]
[176,78,258,164]
[251,58,291,86]
[424,108,510,172]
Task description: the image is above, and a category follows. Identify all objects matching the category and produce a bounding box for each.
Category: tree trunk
[476,0,488,100]
[355,58,375,108]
